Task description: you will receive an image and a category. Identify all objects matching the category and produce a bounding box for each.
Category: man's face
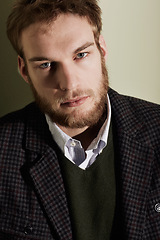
[19,14,108,129]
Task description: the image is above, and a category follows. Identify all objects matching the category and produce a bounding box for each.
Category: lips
[61,96,89,107]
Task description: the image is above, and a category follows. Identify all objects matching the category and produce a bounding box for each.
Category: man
[0,0,160,239]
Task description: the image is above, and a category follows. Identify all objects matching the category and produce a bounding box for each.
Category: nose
[57,62,78,91]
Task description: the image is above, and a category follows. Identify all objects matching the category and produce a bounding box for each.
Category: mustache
[55,89,94,104]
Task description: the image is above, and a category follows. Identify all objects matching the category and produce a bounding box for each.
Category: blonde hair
[7,0,102,57]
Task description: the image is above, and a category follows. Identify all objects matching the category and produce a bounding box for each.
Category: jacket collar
[108,88,153,238]
[24,103,53,153]
[108,88,143,138]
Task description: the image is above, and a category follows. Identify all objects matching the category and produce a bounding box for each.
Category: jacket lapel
[23,104,72,239]
[29,148,72,240]
[115,130,154,238]
[109,89,154,238]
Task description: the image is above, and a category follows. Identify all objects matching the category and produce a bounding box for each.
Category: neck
[57,113,106,150]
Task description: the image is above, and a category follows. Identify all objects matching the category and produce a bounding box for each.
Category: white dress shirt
[46,95,111,170]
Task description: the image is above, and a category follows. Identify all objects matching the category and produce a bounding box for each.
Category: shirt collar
[46,116,71,153]
[45,94,111,153]
[87,95,111,151]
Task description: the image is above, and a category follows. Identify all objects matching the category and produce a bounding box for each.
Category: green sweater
[59,124,116,240]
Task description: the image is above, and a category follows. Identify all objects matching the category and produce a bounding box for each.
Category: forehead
[21,14,95,58]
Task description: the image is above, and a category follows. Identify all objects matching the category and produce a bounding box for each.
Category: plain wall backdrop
[0,0,160,117]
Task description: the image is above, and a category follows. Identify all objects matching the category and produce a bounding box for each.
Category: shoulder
[0,102,37,127]
[0,103,40,141]
[108,88,160,151]
[108,88,160,124]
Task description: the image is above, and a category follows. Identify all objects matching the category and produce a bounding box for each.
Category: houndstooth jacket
[0,88,160,239]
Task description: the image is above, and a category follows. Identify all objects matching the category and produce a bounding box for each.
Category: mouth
[61,96,89,108]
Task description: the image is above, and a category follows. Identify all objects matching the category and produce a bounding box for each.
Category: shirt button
[24,225,33,235]
[99,149,103,154]
[70,141,76,147]
[155,203,160,213]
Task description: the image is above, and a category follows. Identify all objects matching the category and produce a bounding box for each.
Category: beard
[28,56,109,128]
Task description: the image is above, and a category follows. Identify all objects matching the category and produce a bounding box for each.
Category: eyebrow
[28,42,94,62]
[28,56,51,62]
[74,42,94,54]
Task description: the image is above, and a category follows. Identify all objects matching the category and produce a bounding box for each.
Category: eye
[39,62,51,69]
[76,52,88,60]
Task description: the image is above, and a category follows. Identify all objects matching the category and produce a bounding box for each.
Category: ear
[99,35,108,61]
[18,56,29,83]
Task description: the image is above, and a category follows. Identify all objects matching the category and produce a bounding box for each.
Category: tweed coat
[0,88,160,240]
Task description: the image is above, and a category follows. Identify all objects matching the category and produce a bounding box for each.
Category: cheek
[88,64,102,88]
[81,57,102,87]
[28,69,56,93]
